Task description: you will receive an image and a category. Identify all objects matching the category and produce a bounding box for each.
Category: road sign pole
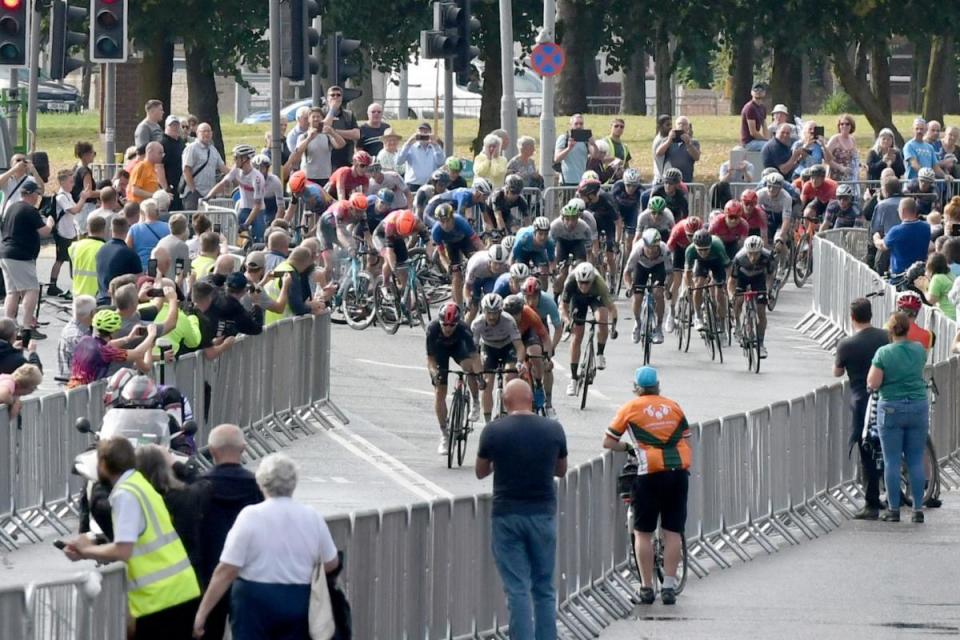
[498,0,517,158]
[7,69,18,150]
[444,59,454,155]
[538,0,556,182]
[103,63,115,164]
[27,0,40,152]
[269,0,282,179]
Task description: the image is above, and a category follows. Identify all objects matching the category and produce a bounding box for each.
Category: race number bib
[634,449,649,476]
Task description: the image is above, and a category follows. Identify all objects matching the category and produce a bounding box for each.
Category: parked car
[0,68,82,113]
[242,98,317,124]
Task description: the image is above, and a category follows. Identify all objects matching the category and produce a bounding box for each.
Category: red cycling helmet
[683,216,703,233]
[724,200,744,218]
[896,291,922,313]
[349,193,369,211]
[353,150,373,167]
[521,276,541,296]
[439,302,460,325]
[395,210,417,236]
[741,189,758,206]
[288,170,308,194]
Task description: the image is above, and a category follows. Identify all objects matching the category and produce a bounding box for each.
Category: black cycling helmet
[504,174,524,194]
[578,179,601,197]
[692,229,712,248]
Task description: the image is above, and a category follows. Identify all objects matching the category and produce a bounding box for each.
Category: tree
[556,0,604,115]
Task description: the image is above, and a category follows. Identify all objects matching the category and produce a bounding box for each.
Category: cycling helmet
[503,294,524,315]
[353,150,372,166]
[648,195,667,213]
[532,216,551,231]
[103,368,136,406]
[692,229,712,248]
[741,189,758,206]
[724,200,744,218]
[348,193,368,211]
[288,170,308,194]
[895,290,923,313]
[573,261,596,283]
[505,174,524,194]
[762,172,784,187]
[472,177,493,196]
[232,144,255,158]
[433,203,454,220]
[684,216,703,233]
[500,235,516,253]
[509,263,531,280]
[641,228,661,247]
[119,375,159,407]
[395,210,417,235]
[488,244,510,264]
[521,276,541,296]
[93,309,122,334]
[431,169,451,186]
[623,168,641,186]
[809,164,827,178]
[562,198,585,218]
[445,157,462,172]
[251,153,271,168]
[578,179,601,198]
[439,302,461,325]
[580,170,600,183]
[377,188,395,205]
[744,235,764,253]
[918,167,936,182]
[836,183,855,199]
[481,292,503,313]
[663,168,683,185]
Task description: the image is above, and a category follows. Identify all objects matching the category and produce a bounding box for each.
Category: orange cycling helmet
[395,210,417,235]
[349,193,369,211]
[289,170,308,194]
[724,200,743,217]
[683,216,703,233]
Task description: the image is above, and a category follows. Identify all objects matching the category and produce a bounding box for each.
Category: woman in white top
[192,453,340,640]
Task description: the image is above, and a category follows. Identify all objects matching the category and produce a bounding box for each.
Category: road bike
[634,283,662,366]
[674,286,693,353]
[792,213,819,288]
[570,317,615,410]
[409,246,453,306]
[519,353,549,416]
[332,242,376,331]
[483,364,515,420]
[595,231,622,294]
[767,238,792,311]
[441,369,473,468]
[690,282,724,363]
[735,288,762,373]
[374,258,432,334]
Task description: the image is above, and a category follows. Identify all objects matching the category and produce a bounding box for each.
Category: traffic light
[280,0,320,82]
[325,32,362,104]
[453,0,479,74]
[0,0,28,67]
[90,0,127,63]
[420,2,459,59]
[49,0,87,80]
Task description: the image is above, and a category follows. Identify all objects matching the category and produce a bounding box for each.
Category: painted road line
[399,387,435,397]
[356,358,428,371]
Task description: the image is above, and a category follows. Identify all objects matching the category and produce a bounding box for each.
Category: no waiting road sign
[530,43,565,78]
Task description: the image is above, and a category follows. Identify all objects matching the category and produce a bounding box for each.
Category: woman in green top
[866,312,930,523]
[917,252,956,321]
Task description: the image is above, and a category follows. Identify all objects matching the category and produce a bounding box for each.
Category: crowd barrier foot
[561,600,603,638]
[590,579,632,617]
[305,404,337,430]
[799,500,835,534]
[784,504,819,539]
[761,508,800,545]
[570,593,607,634]
[717,525,752,563]
[794,311,824,334]
[557,607,595,640]
[6,506,43,544]
[322,399,350,425]
[696,534,733,569]
[824,488,856,519]
[686,549,710,578]
[0,523,18,550]
[743,516,778,554]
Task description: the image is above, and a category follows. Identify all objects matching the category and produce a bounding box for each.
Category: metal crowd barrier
[199,201,241,246]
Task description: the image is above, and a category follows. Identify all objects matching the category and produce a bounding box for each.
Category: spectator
[924,120,943,156]
[322,85,361,170]
[58,295,95,379]
[88,186,121,228]
[833,298,888,519]
[136,444,202,567]
[768,104,796,142]
[191,453,341,640]
[507,136,543,189]
[186,212,211,258]
[903,118,939,180]
[586,139,623,185]
[127,198,171,269]
[192,233,220,279]
[285,106,311,154]
[740,83,768,151]
[719,156,755,184]
[656,115,700,183]
[262,123,291,169]
[865,128,905,180]
[63,437,201,637]
[97,216,143,304]
[0,180,53,338]
[263,232,290,272]
[156,213,191,281]
[762,124,803,180]
[263,247,322,324]
[915,252,955,320]
[476,379,567,638]
[127,141,166,204]
[943,199,960,252]
[184,281,237,361]
[253,155,284,230]
[0,154,44,210]
[651,114,672,182]
[359,102,390,156]
[49,168,92,297]
[0,363,41,418]
[112,169,130,205]
[160,116,186,211]
[491,128,510,156]
[123,145,143,173]
[71,141,100,233]
[220,273,264,337]
[375,127,405,175]
[866,312,931,523]
[942,153,960,180]
[114,279,180,341]
[604,117,632,167]
[68,308,158,387]
[181,123,226,210]
[474,133,508,187]
[554,113,597,186]
[792,120,833,179]
[826,114,859,182]
[68,214,107,298]
[904,167,940,217]
[868,176,904,273]
[0,317,40,374]
[292,107,346,186]
[134,99,165,147]
[397,122,445,191]
[876,197,931,277]
[940,126,960,168]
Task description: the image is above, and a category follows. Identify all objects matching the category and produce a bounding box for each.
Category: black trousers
[851,393,881,508]
[135,597,199,640]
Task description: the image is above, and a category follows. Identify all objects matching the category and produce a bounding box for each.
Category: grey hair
[114,283,139,312]
[141,198,159,219]
[209,424,245,451]
[256,453,299,497]
[871,128,898,154]
[73,295,97,320]
[483,134,501,150]
[517,136,535,149]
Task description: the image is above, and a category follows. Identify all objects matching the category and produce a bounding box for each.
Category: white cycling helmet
[472,177,493,196]
[744,235,764,253]
[762,172,784,187]
[500,235,516,252]
[573,261,596,283]
[623,168,642,186]
[509,263,530,280]
[640,228,661,247]
[532,216,550,231]
[488,244,510,264]
[836,183,855,198]
[562,198,585,218]
[481,293,503,313]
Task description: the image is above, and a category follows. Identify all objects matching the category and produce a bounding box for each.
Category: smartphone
[146,288,165,298]
[53,539,66,550]
[570,128,592,143]
[18,328,30,349]
[416,134,429,141]
[952,223,960,236]
[175,258,184,276]
[673,129,685,139]
[214,223,222,234]
[813,125,825,138]
[147,258,158,278]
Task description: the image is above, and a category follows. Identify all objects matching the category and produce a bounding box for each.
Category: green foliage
[821,90,860,115]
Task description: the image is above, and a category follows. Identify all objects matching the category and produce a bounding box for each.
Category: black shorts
[620,206,639,235]
[633,262,667,289]
[556,237,589,262]
[521,329,542,348]
[671,247,686,271]
[318,218,341,252]
[766,210,783,241]
[692,259,726,284]
[482,343,517,371]
[595,215,617,251]
[569,296,601,323]
[431,341,477,386]
[55,235,73,262]
[444,239,476,265]
[722,240,740,261]
[374,234,408,263]
[631,469,689,533]
[735,273,768,302]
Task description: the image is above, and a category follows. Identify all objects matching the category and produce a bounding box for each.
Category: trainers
[759,345,768,359]
[596,354,606,370]
[852,505,879,520]
[566,379,578,396]
[660,587,677,605]
[880,509,900,522]
[911,510,924,523]
[437,433,449,455]
[47,284,64,297]
[468,402,480,423]
[923,496,942,508]
[652,328,664,344]
[663,311,675,333]
[27,327,47,340]
[632,324,642,344]
[545,405,557,418]
[636,587,655,605]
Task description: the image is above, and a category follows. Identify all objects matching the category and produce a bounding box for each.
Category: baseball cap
[634,366,659,389]
[165,115,181,126]
[20,179,41,195]
[772,104,788,115]
[418,122,432,132]
[752,82,767,92]
[245,251,266,270]
[226,272,248,291]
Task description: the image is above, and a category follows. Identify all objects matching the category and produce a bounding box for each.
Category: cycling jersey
[606,395,691,475]
[375,210,418,241]
[580,210,598,237]
[226,166,264,211]
[646,185,689,220]
[363,199,391,234]
[297,182,334,214]
[757,187,793,218]
[529,292,561,330]
[490,189,529,228]
[512,226,555,265]
[426,319,476,356]
[611,180,643,231]
[625,241,671,272]
[708,216,750,244]
[470,312,521,349]
[587,189,620,223]
[684,237,730,270]
[437,187,477,217]
[550,217,592,262]
[666,221,693,252]
[322,200,355,226]
[823,201,861,228]
[731,247,775,279]
[325,166,369,199]
[515,306,550,345]
[465,252,499,287]
[742,205,768,237]
[492,272,519,298]
[431,214,477,246]
[561,274,613,307]
[414,185,437,216]
[636,209,675,239]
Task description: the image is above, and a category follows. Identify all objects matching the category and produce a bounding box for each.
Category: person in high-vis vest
[63,437,201,638]
[68,214,107,297]
[263,247,322,326]
[603,366,691,606]
[191,231,220,279]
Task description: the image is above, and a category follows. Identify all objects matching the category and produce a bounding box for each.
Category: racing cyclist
[611,168,644,257]
[493,263,531,298]
[820,183,862,230]
[425,178,494,230]
[550,198,595,295]
[642,168,689,220]
[730,236,775,358]
[665,216,702,331]
[489,175,529,234]
[624,229,671,344]
[757,172,795,248]
[512,216,556,287]
[431,203,484,308]
[471,293,526,422]
[426,302,483,453]
[286,169,334,229]
[685,229,731,333]
[635,195,675,244]
[578,178,621,283]
[561,262,618,395]
[709,201,750,261]
[740,189,768,243]
[464,244,511,323]
[317,192,368,272]
[414,170,451,221]
[522,276,563,416]
[373,209,426,296]
[503,294,553,413]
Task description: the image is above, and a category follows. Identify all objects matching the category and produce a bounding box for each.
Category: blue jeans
[877,398,929,510]
[492,513,557,640]
[743,139,767,152]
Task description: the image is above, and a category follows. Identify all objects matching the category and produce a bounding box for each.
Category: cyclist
[373,209,425,295]
[643,168,689,220]
[414,170,451,221]
[820,183,862,230]
[286,169,334,228]
[685,229,730,333]
[317,192,368,272]
[512,216,556,284]
[757,172,795,246]
[611,168,644,257]
[522,276,563,416]
[432,203,484,308]
[624,228,671,344]
[426,302,483,453]
[464,244,511,323]
[799,164,836,219]
[709,201,750,261]
[470,293,526,423]
[636,195,675,243]
[560,262,618,395]
[729,236,774,358]
[739,189,768,243]
[665,216,702,331]
[445,157,468,189]
[493,263,531,298]
[503,294,552,413]
[895,291,935,351]
[489,175,529,234]
[325,149,372,201]
[578,178,621,282]
[603,365,691,605]
[550,198,594,294]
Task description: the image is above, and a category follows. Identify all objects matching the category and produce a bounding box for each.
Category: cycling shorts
[671,246,687,271]
[633,263,667,290]
[521,328,542,348]
[596,215,617,252]
[431,342,478,386]
[569,296,601,324]
[374,234,408,263]
[766,210,783,242]
[318,217,342,252]
[555,237,589,263]
[692,259,727,284]
[735,273,768,302]
[442,239,477,265]
[482,343,517,371]
[619,206,639,235]
[470,277,497,304]
[630,469,689,533]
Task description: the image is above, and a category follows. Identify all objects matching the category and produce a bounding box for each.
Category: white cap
[772,104,789,115]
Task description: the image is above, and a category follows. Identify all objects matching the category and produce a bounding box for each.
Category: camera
[813,126,825,138]
[147,258,158,278]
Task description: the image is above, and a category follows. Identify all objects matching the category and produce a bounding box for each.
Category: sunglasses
[612,124,624,129]
[441,322,457,328]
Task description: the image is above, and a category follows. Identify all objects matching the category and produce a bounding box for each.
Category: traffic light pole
[498,0,517,158]
[103,63,115,164]
[538,0,556,183]
[444,60,454,156]
[26,1,40,152]
[268,0,282,179]
[311,14,322,105]
[6,70,18,148]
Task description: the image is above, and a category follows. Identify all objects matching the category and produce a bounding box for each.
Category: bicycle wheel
[900,437,940,506]
[579,341,594,410]
[373,276,400,335]
[341,272,376,330]
[642,297,653,366]
[743,305,760,373]
[416,284,431,329]
[725,300,735,348]
[793,236,812,288]
[677,294,692,353]
[456,396,470,466]
[703,297,718,361]
[447,387,462,469]
[614,246,627,298]
[653,529,688,595]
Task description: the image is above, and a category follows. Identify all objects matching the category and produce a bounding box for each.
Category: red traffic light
[2,0,21,9]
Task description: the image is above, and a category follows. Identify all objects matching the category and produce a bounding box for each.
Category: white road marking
[589,389,610,401]
[400,387,435,397]
[356,358,428,371]
[331,476,350,484]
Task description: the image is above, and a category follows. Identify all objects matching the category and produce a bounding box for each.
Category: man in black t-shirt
[0,180,54,336]
[323,86,361,170]
[160,116,186,211]
[834,297,889,519]
[358,103,390,156]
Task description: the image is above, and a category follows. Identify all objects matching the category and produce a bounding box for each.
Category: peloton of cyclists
[471,293,527,422]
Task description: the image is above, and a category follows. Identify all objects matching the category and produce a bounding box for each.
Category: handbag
[308,562,336,640]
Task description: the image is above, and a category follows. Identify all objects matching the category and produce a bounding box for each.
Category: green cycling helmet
[562,197,585,218]
[445,157,462,172]
[93,309,123,334]
[649,195,667,213]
